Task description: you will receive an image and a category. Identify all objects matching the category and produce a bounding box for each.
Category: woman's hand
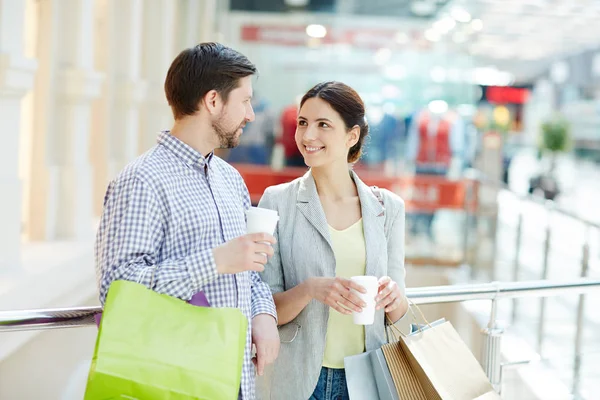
[308,277,367,315]
[376,276,405,312]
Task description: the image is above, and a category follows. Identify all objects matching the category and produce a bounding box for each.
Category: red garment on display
[416,112,452,168]
[280,105,301,158]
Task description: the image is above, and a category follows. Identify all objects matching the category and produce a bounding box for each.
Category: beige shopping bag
[382,320,501,400]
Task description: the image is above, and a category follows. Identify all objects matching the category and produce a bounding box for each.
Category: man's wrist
[212,246,225,274]
[253,313,277,323]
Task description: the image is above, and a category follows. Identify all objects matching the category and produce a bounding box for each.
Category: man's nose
[246,105,255,122]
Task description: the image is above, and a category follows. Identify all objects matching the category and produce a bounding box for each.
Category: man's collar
[157,131,214,169]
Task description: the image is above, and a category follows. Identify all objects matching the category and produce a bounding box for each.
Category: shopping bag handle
[137,265,157,289]
[385,297,433,340]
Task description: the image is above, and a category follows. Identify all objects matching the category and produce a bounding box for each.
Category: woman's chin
[302,158,320,168]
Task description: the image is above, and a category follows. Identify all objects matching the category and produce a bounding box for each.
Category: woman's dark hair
[164,42,257,120]
[300,81,369,163]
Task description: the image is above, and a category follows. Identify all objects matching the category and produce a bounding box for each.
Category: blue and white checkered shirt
[95,131,277,400]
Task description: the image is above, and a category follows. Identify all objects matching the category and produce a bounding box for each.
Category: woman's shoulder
[259,176,303,207]
[264,177,303,196]
[378,187,405,215]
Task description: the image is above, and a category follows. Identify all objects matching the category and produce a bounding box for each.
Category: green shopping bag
[84,280,248,400]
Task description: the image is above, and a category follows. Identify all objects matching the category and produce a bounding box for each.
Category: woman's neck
[311,162,357,201]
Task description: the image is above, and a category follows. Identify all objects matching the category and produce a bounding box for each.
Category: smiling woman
[256,81,409,400]
[295,81,370,167]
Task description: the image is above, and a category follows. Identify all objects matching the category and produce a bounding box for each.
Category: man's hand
[213,233,276,274]
[251,314,280,376]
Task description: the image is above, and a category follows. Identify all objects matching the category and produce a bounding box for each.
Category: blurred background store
[1,0,600,399]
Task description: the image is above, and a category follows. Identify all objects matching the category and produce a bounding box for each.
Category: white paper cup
[246,207,279,235]
[350,276,379,325]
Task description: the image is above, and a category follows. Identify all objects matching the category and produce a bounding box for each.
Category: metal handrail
[408,278,600,304]
[469,168,600,230]
[2,278,599,333]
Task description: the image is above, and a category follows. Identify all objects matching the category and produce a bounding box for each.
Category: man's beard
[213,118,245,149]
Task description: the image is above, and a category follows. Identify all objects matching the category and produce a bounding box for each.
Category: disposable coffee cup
[246,207,279,259]
[350,276,379,325]
[246,207,279,235]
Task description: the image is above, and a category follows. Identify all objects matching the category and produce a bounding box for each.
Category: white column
[45,0,102,240]
[90,0,110,217]
[106,0,147,179]
[200,0,218,42]
[179,0,200,49]
[139,0,175,153]
[0,0,37,271]
[175,0,218,50]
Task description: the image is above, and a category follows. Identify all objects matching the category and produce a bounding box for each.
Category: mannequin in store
[362,104,403,172]
[405,105,466,240]
[277,95,305,168]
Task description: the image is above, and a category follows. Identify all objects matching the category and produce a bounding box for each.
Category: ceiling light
[451,7,472,23]
[285,0,309,6]
[306,24,327,38]
[411,1,437,17]
[434,17,456,33]
[428,100,448,114]
[472,67,514,86]
[471,19,483,31]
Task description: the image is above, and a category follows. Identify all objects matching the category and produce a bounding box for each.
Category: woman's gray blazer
[256,169,406,400]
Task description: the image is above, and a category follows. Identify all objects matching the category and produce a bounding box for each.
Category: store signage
[485,86,530,104]
[240,24,428,49]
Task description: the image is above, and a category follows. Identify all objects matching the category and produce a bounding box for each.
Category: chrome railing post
[481,288,503,394]
[463,178,473,276]
[537,211,553,355]
[511,212,523,324]
[572,227,590,397]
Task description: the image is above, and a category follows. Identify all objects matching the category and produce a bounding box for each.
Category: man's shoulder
[210,156,247,187]
[113,146,170,187]
[211,155,241,175]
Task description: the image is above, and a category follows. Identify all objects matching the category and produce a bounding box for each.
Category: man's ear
[202,89,222,115]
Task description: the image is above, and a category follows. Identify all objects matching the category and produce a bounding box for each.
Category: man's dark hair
[164,42,257,120]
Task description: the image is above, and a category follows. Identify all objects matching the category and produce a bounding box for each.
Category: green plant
[540,117,571,153]
[539,116,571,174]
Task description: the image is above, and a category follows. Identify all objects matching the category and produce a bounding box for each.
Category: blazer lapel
[296,171,333,249]
[352,170,386,277]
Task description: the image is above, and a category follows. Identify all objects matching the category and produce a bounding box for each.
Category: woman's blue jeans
[309,367,349,400]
